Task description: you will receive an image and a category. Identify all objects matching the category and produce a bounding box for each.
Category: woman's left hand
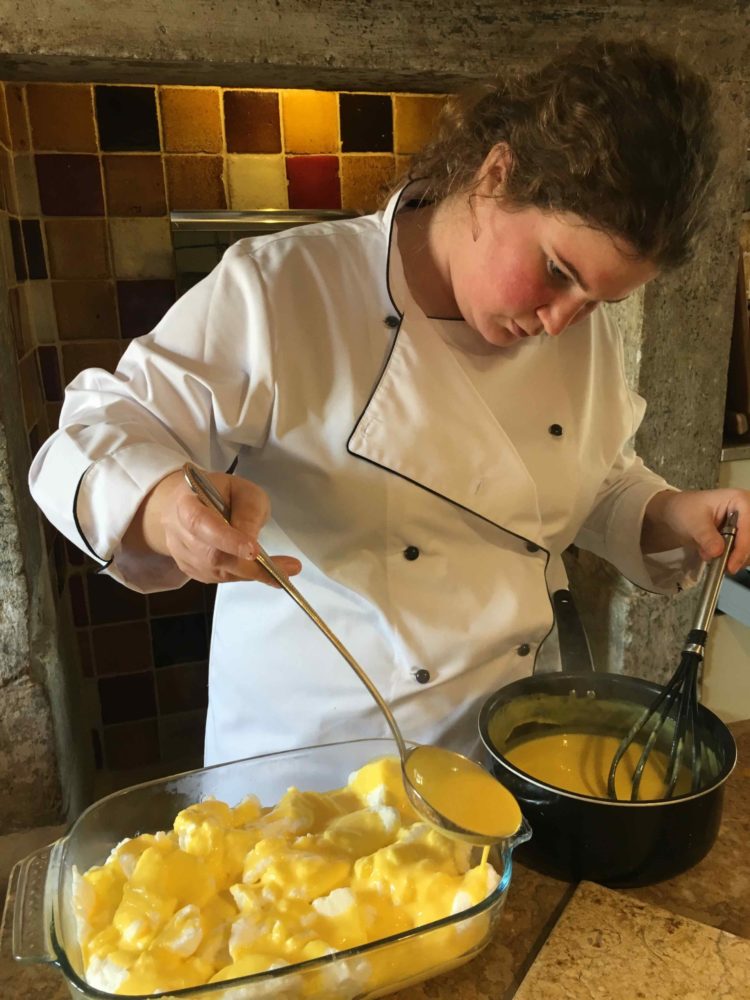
[642,488,750,575]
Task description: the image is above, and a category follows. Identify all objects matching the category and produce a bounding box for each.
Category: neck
[396,200,461,319]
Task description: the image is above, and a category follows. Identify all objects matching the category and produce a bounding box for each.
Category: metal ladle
[183,462,521,845]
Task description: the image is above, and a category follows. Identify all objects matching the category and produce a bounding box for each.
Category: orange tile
[393,94,445,154]
[395,154,413,185]
[281,90,339,154]
[160,87,223,153]
[45,219,110,279]
[8,286,29,357]
[0,86,10,149]
[103,154,166,216]
[164,154,226,210]
[5,84,30,151]
[53,280,119,340]
[340,155,395,213]
[26,83,97,152]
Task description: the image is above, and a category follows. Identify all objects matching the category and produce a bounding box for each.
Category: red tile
[286,155,341,209]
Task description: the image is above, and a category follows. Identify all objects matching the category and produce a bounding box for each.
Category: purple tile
[156,661,209,714]
[92,620,153,676]
[151,613,208,667]
[37,345,62,401]
[148,579,206,616]
[68,573,89,627]
[21,219,47,278]
[103,719,161,768]
[9,217,27,281]
[87,571,148,624]
[35,154,104,216]
[340,94,393,152]
[116,279,176,339]
[98,671,157,724]
[95,86,160,152]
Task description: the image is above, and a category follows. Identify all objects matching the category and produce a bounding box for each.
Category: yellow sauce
[504,732,692,800]
[405,746,522,839]
[73,756,502,997]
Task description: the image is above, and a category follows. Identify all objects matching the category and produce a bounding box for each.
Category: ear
[477,143,512,194]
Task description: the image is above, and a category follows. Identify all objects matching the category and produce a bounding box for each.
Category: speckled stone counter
[1,722,748,1000]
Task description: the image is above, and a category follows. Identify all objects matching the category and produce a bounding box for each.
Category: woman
[30,38,750,765]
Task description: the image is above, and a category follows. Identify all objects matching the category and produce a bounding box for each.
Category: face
[437,150,659,347]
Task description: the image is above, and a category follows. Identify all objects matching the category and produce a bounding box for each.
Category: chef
[29,38,750,766]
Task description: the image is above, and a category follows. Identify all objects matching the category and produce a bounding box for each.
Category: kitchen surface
[2,719,748,1000]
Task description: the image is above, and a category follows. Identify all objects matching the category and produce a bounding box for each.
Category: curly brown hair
[407,38,719,269]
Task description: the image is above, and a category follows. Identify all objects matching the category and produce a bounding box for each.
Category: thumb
[692,522,725,562]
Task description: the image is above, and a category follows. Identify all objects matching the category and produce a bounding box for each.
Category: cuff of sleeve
[607,483,701,595]
[77,442,190,593]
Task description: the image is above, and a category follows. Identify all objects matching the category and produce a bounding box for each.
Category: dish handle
[8,839,62,964]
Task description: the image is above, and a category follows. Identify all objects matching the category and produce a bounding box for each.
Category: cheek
[485,260,548,314]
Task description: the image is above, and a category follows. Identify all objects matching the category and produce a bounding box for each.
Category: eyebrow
[552,248,627,304]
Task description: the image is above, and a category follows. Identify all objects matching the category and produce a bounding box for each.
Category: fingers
[165,471,303,586]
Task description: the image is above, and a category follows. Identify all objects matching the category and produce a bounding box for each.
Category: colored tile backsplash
[0,76,446,780]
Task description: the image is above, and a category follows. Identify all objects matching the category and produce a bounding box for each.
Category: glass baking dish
[6,737,531,1000]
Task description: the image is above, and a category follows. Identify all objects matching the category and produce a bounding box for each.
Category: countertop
[2,721,748,1000]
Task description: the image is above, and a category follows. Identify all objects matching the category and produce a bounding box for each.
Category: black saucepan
[478,590,737,888]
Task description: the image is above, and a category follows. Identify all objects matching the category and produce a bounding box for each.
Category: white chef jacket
[29,183,700,766]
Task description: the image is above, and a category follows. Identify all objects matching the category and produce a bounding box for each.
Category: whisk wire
[607,512,737,802]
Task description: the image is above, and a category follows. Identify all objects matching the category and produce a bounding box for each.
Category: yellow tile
[226,154,288,209]
[281,90,339,154]
[393,94,446,155]
[26,282,59,344]
[0,85,10,149]
[5,84,30,151]
[109,218,174,279]
[0,147,18,215]
[14,154,41,215]
[340,155,395,213]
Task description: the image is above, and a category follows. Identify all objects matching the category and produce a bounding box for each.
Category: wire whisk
[608,510,738,802]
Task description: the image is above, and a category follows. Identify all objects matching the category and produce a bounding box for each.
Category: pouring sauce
[405,745,522,839]
[504,732,692,800]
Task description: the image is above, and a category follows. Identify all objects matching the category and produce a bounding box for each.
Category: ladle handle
[182,463,407,759]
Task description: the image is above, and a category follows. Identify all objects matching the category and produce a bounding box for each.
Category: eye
[547,260,570,283]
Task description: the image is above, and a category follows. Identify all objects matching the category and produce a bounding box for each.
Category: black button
[525,541,540,553]
[414,668,431,684]
[548,423,563,436]
[385,315,400,328]
[517,643,531,656]
[403,545,420,561]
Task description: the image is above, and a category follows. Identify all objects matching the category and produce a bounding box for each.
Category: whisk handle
[690,510,738,641]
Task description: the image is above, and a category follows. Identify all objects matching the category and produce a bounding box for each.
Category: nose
[537,297,591,337]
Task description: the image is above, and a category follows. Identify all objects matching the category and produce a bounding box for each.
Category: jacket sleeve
[28,245,276,593]
[574,402,703,596]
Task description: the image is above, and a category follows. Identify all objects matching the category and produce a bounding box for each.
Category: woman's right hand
[126,468,302,586]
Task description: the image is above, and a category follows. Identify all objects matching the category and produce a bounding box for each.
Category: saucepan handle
[7,839,61,964]
[553,588,595,674]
